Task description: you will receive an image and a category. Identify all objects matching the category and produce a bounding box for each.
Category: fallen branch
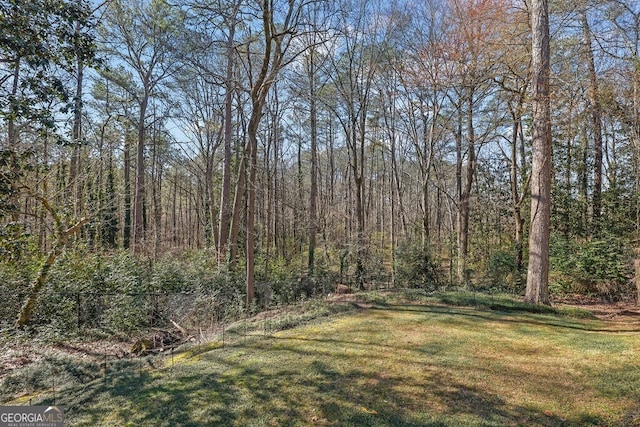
[130,326,192,355]
[170,319,188,337]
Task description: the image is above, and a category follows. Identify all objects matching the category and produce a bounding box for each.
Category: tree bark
[511,118,527,275]
[525,0,552,305]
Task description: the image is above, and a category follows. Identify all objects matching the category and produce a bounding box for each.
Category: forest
[1,0,640,335]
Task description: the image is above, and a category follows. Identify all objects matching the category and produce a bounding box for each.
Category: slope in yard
[13,295,640,426]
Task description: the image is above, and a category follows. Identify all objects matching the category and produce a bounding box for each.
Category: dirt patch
[0,338,133,382]
[554,295,640,327]
[0,348,36,378]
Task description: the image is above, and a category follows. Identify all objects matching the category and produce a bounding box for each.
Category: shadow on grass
[289,356,605,427]
[47,363,308,426]
[30,301,629,426]
[371,302,640,333]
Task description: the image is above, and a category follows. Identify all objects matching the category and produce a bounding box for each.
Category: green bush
[394,242,443,290]
[4,243,369,336]
[550,234,634,301]
[0,260,38,328]
[478,249,524,293]
[1,246,371,338]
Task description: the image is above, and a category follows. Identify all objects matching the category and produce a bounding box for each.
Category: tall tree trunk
[242,0,294,305]
[246,119,258,306]
[218,17,236,264]
[422,174,430,247]
[463,94,476,284]
[68,55,83,217]
[205,156,217,249]
[630,53,640,306]
[455,107,463,282]
[104,148,117,248]
[384,89,402,286]
[579,127,589,230]
[355,117,366,289]
[264,112,274,282]
[172,171,178,247]
[525,0,552,305]
[419,103,438,248]
[273,121,281,259]
[511,117,525,275]
[151,118,163,258]
[308,108,318,274]
[297,120,304,250]
[390,134,407,237]
[456,102,473,284]
[123,128,132,249]
[133,94,148,253]
[581,2,603,226]
[562,95,576,238]
[307,52,318,275]
[507,93,529,276]
[229,154,246,265]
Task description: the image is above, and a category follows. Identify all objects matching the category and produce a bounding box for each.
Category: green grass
[6,293,640,426]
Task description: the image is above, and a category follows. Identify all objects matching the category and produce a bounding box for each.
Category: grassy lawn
[9,292,640,426]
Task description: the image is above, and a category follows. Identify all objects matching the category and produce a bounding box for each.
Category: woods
[2,0,640,331]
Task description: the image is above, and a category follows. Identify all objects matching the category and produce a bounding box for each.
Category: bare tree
[441,0,504,284]
[239,0,303,305]
[100,0,182,253]
[327,0,380,289]
[217,0,243,264]
[581,0,604,226]
[493,3,531,276]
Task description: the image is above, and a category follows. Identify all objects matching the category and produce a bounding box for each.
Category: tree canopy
[2,0,640,329]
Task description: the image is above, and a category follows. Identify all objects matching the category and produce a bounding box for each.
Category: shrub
[550,234,634,301]
[394,242,443,290]
[479,249,524,293]
[0,260,38,328]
